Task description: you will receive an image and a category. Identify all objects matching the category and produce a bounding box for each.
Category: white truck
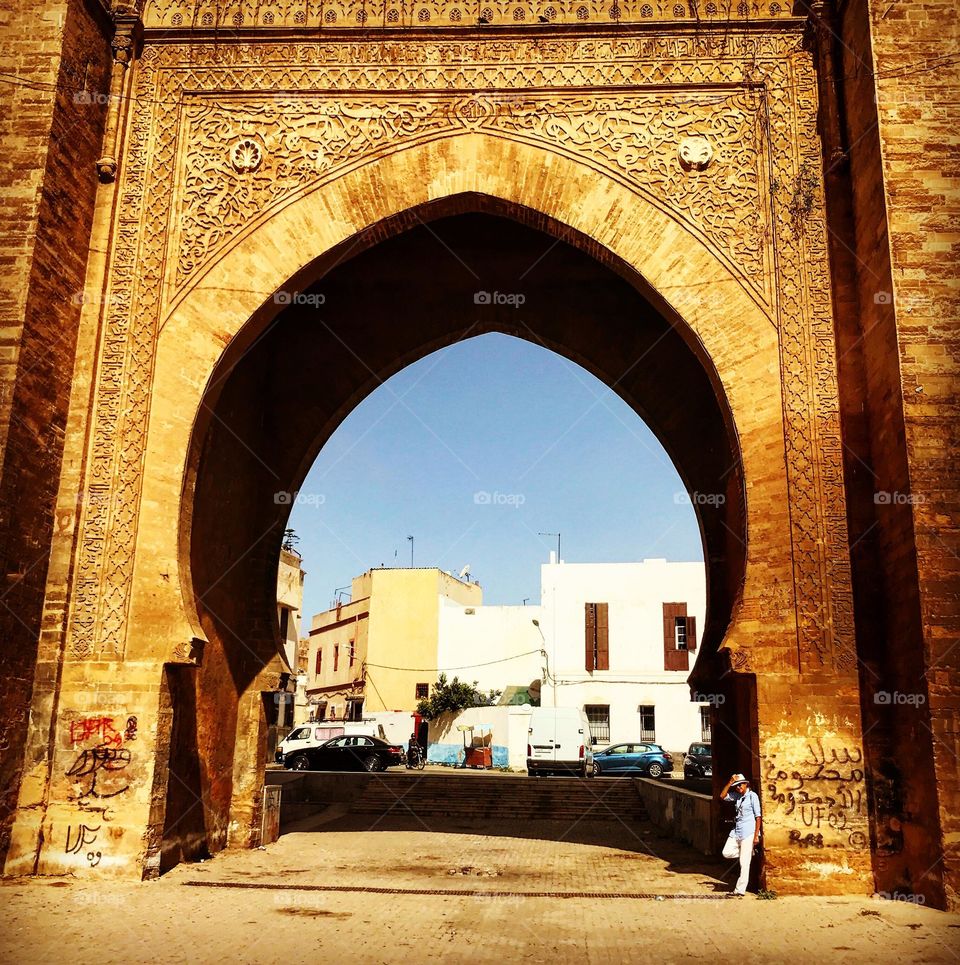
[275,719,387,763]
[526,706,594,778]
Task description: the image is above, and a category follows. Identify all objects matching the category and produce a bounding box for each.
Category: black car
[283,735,405,773]
[683,742,713,781]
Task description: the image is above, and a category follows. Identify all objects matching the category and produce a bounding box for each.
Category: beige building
[306,568,481,719]
[277,547,306,671]
[275,548,307,728]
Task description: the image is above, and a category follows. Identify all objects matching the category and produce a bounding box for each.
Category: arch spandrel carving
[171,89,774,311]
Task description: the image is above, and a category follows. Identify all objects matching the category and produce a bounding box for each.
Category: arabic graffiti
[765,739,868,850]
[64,823,102,866]
[66,745,132,799]
[61,714,139,869]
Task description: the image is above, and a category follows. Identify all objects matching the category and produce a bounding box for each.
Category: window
[700,706,712,742]
[416,682,429,699]
[316,701,327,721]
[585,704,610,744]
[663,603,696,671]
[347,698,363,722]
[314,647,322,676]
[333,644,339,672]
[675,616,687,650]
[584,602,610,671]
[288,726,310,741]
[348,639,354,668]
[280,607,289,640]
[638,705,656,742]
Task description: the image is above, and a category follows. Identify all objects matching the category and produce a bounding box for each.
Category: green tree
[415,673,501,719]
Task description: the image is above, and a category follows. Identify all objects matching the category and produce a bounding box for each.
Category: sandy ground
[2,820,958,964]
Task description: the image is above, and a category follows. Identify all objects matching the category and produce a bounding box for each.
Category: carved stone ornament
[678,134,713,171]
[230,138,263,173]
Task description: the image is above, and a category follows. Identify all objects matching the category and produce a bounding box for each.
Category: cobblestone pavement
[2,822,958,963]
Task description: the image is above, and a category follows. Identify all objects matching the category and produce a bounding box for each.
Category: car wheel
[592,761,602,777]
[363,754,382,773]
[648,762,664,779]
[288,753,309,771]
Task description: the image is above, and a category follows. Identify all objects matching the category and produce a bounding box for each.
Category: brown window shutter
[585,602,596,671]
[596,603,609,670]
[662,602,687,670]
[687,614,697,651]
[663,606,674,657]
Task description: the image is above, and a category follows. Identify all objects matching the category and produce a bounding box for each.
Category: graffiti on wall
[62,714,138,867]
[764,738,868,851]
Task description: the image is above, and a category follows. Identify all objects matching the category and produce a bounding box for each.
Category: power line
[364,648,543,673]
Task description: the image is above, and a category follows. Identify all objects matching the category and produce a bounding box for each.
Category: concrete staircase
[273,772,648,824]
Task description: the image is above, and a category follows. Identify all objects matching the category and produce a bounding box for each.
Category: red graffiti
[69,716,122,747]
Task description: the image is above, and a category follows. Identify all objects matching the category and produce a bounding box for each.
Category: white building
[537,557,709,754]
[437,599,543,699]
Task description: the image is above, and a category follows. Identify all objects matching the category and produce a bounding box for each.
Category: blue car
[592,742,673,778]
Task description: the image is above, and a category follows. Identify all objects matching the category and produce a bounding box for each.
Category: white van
[526,707,594,777]
[275,719,386,763]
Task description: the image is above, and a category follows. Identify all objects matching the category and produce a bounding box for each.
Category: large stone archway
[2,0,955,908]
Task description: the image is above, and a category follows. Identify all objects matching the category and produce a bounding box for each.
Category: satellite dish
[458,564,471,580]
[529,679,542,700]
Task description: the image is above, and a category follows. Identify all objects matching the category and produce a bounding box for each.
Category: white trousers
[734,836,753,894]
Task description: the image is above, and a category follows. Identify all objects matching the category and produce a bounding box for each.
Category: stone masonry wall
[830,0,959,908]
[867,0,960,908]
[0,0,110,866]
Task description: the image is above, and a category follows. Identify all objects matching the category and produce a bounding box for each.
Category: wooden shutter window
[687,614,697,652]
[596,602,609,670]
[585,603,596,671]
[662,602,688,672]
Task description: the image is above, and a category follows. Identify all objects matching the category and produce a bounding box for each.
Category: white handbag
[722,830,740,859]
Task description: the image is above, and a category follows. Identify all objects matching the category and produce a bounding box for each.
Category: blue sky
[288,333,702,620]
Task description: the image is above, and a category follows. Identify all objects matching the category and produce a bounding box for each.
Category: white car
[275,720,386,763]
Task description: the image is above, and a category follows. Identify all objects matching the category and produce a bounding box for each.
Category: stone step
[342,775,647,822]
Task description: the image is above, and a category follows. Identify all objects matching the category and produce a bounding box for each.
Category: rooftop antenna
[539,531,561,563]
[407,535,414,568]
[458,564,471,582]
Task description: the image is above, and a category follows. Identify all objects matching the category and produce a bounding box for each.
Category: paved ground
[2,821,958,963]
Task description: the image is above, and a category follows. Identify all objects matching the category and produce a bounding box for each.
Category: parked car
[683,742,713,781]
[275,719,390,764]
[591,742,673,778]
[282,735,405,772]
[526,707,594,777]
